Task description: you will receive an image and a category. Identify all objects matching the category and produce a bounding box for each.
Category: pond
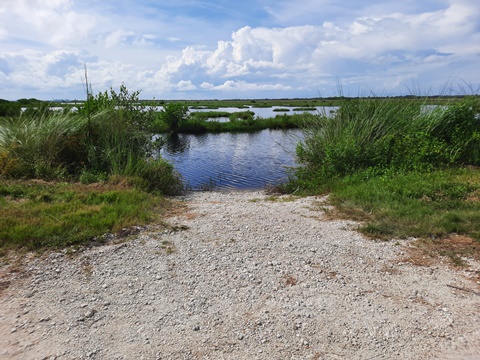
[160,129,303,190]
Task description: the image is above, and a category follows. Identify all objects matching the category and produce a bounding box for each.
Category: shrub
[295,96,480,182]
[157,102,189,131]
[0,85,183,195]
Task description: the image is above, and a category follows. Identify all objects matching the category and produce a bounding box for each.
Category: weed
[160,240,175,254]
[0,84,182,195]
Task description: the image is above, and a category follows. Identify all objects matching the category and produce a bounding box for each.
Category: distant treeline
[0,98,45,116]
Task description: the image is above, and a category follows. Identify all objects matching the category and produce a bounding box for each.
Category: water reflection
[160,129,302,190]
[164,133,191,154]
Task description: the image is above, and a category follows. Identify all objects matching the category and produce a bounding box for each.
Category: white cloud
[105,30,136,48]
[211,80,292,91]
[176,80,196,91]
[0,0,479,99]
[0,0,97,47]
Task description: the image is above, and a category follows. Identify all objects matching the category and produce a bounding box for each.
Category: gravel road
[1,190,479,359]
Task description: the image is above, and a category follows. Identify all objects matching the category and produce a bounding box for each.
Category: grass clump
[154,112,313,134]
[295,96,479,178]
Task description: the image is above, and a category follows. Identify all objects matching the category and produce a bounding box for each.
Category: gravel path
[1,190,479,359]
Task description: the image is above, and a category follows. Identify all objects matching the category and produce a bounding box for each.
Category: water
[160,129,302,190]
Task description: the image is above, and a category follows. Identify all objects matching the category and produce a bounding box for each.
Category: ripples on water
[160,129,303,190]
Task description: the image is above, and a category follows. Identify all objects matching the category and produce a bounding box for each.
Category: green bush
[0,100,21,117]
[295,97,480,182]
[157,102,189,131]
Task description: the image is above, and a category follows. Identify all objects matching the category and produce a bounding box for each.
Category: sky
[0,0,479,100]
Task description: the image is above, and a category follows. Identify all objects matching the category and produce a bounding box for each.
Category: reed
[295,96,480,179]
[0,86,182,195]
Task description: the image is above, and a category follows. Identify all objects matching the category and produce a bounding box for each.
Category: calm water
[160,129,303,190]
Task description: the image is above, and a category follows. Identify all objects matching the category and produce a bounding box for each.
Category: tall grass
[286,95,480,259]
[0,112,86,179]
[156,113,313,134]
[295,96,480,182]
[0,86,183,195]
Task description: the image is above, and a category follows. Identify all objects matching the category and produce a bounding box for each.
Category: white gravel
[1,190,479,359]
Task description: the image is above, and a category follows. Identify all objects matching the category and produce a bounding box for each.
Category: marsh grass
[0,180,171,251]
[162,113,313,134]
[295,96,479,178]
[0,86,182,195]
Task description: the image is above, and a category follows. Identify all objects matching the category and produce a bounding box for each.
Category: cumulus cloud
[0,0,479,99]
[149,0,480,97]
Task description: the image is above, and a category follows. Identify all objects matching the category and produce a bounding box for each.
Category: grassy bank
[287,96,480,266]
[0,180,174,253]
[0,86,182,194]
[175,113,313,133]
[0,86,183,254]
[153,102,315,134]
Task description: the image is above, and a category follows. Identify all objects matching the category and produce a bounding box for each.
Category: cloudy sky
[0,0,479,100]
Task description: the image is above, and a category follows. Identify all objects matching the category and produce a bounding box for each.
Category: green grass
[295,96,480,177]
[325,168,480,240]
[0,86,183,195]
[293,107,317,111]
[156,113,315,134]
[189,111,232,120]
[317,168,480,266]
[145,96,471,110]
[0,180,172,252]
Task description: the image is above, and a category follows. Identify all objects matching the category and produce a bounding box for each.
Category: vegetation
[156,102,189,131]
[2,91,479,258]
[0,180,171,252]
[286,95,480,265]
[0,85,182,195]
[0,85,183,252]
[155,112,313,134]
[0,100,21,117]
[293,107,317,111]
[293,96,479,181]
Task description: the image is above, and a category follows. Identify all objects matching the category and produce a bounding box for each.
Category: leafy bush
[0,100,21,117]
[157,102,189,131]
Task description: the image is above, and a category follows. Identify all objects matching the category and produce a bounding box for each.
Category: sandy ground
[1,190,479,359]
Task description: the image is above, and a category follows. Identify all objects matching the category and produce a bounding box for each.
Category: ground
[1,191,479,359]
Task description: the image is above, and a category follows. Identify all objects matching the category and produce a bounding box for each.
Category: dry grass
[404,235,480,267]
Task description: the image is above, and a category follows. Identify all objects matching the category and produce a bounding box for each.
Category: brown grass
[404,235,480,267]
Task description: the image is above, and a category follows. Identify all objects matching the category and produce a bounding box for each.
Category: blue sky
[0,0,479,100]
